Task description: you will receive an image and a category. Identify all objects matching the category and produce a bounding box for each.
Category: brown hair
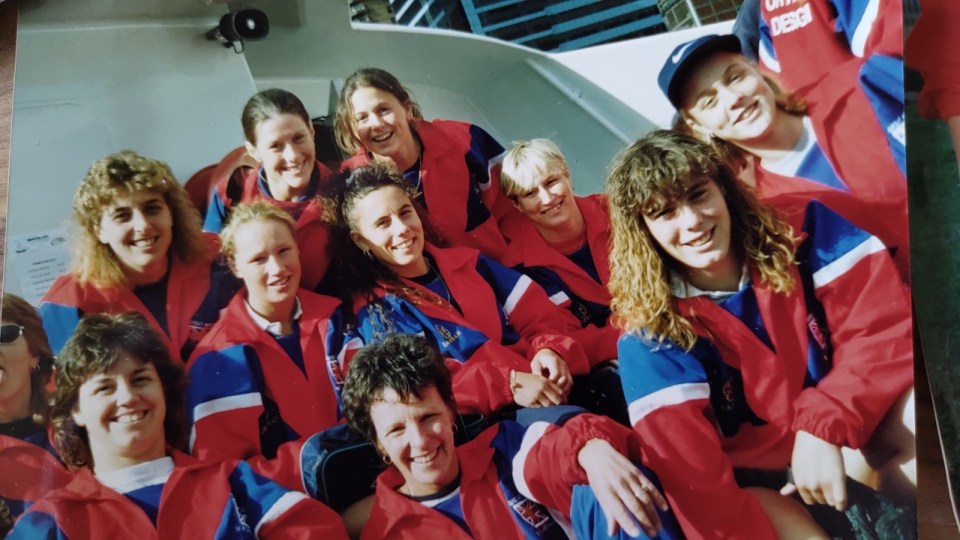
[241,88,312,145]
[333,68,424,156]
[1,293,55,425]
[51,312,188,469]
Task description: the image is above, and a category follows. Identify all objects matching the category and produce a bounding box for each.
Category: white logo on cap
[672,41,698,63]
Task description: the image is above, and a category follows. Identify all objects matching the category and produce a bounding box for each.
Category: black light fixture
[205,9,270,53]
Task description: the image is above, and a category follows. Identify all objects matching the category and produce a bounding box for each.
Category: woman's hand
[510,371,566,408]
[530,348,573,395]
[577,439,668,538]
[781,430,847,511]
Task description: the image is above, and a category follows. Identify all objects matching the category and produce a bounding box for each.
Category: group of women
[0,2,917,536]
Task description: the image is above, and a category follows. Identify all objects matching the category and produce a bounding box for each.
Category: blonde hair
[605,130,797,349]
[219,201,297,272]
[72,151,206,288]
[500,138,570,199]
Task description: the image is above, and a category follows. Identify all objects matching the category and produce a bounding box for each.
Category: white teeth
[394,239,414,250]
[372,132,392,143]
[686,229,713,247]
[116,411,146,424]
[132,237,157,248]
[411,447,441,464]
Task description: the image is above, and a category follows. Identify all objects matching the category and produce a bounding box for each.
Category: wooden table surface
[0,0,955,536]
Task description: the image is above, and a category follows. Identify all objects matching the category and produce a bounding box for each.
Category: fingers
[535,378,565,406]
[620,482,663,538]
[830,477,848,511]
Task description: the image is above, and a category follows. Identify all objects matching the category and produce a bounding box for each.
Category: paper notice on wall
[9,228,70,306]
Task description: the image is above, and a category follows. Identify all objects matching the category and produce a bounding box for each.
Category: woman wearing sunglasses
[8,312,350,539]
[40,151,239,362]
[0,294,70,536]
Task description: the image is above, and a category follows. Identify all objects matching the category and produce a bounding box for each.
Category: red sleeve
[905,0,960,119]
[618,334,779,539]
[257,496,350,539]
[571,324,620,367]
[506,276,591,375]
[519,413,637,515]
[790,240,913,448]
[447,342,526,415]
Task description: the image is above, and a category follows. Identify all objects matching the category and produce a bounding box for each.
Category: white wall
[6,19,257,300]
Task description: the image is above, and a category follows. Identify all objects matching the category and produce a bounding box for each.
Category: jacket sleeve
[829,0,903,58]
[226,461,350,540]
[905,0,960,119]
[475,255,590,374]
[354,297,525,415]
[617,333,779,539]
[465,124,515,224]
[186,344,312,491]
[203,186,229,233]
[38,301,81,356]
[790,202,913,448]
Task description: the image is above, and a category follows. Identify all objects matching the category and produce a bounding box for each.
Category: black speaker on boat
[205,9,270,51]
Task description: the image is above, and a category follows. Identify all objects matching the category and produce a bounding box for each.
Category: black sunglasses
[0,324,24,344]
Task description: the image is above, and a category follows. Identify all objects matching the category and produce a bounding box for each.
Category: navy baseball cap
[658,34,742,109]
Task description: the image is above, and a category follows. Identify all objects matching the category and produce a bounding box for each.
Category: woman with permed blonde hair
[606,130,914,539]
[40,150,239,361]
[9,311,349,539]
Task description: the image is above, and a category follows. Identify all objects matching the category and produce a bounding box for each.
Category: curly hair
[219,200,298,274]
[1,293,55,425]
[342,334,455,446]
[71,150,207,288]
[322,162,446,309]
[241,88,312,145]
[51,312,188,469]
[333,67,424,157]
[605,130,796,349]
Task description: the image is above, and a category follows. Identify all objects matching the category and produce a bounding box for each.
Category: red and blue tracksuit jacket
[341,119,515,261]
[501,193,619,364]
[351,244,590,416]
[618,200,912,539]
[186,289,351,491]
[39,234,239,362]
[756,0,908,279]
[203,160,335,291]
[8,450,349,539]
[906,0,960,120]
[0,434,70,537]
[362,406,683,539]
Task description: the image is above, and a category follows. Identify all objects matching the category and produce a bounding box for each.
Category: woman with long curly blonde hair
[606,130,915,539]
[39,150,239,361]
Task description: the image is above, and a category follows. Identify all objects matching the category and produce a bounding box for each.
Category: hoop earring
[381,453,392,465]
[32,363,40,373]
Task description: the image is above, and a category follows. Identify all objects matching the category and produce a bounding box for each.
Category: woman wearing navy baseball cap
[658,33,910,283]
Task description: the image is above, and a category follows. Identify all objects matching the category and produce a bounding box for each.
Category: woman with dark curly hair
[0,293,70,536]
[326,162,592,417]
[9,312,349,539]
[40,150,239,361]
[605,130,914,539]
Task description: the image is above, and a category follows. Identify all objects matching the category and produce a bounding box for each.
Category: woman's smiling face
[369,385,459,497]
[71,354,167,474]
[679,52,778,146]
